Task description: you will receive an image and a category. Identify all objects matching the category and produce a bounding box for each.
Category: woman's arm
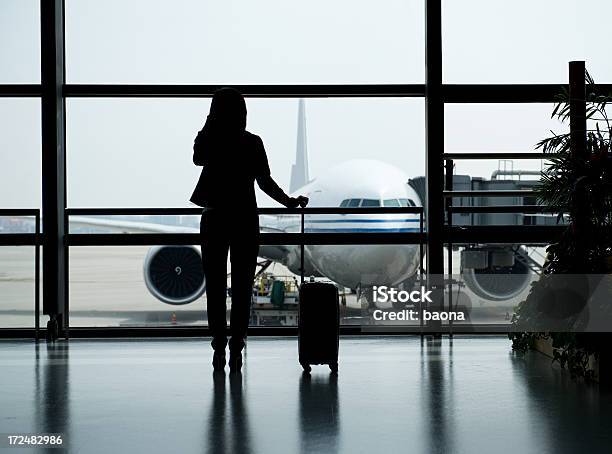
[254,136,308,208]
[256,175,308,208]
[256,174,294,207]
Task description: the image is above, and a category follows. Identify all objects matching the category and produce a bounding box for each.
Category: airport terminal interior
[2,1,612,453]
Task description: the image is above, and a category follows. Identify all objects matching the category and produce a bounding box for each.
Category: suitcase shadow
[298,372,340,453]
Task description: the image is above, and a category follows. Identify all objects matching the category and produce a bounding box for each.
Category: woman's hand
[286,196,309,208]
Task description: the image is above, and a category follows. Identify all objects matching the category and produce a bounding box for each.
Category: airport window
[0,246,38,328]
[443,0,612,83]
[68,246,207,327]
[444,242,549,325]
[0,99,41,209]
[0,0,591,335]
[0,0,40,83]
[65,0,425,84]
[66,98,425,208]
[0,99,41,330]
[445,104,564,157]
[444,104,559,182]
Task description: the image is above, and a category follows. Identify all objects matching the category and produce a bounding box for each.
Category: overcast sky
[1,0,611,208]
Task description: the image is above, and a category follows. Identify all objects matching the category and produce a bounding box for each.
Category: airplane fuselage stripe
[306,218,420,223]
[303,227,421,233]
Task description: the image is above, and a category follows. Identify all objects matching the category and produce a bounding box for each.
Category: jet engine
[144,246,206,305]
[461,247,532,301]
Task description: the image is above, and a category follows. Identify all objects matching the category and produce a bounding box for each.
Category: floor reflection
[35,342,72,450]
[206,371,252,454]
[421,336,455,454]
[510,350,612,453]
[299,372,339,454]
[2,337,611,454]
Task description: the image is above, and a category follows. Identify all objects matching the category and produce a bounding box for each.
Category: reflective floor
[1,336,611,454]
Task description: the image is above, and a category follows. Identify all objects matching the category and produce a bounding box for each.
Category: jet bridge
[408,167,556,304]
[408,169,560,227]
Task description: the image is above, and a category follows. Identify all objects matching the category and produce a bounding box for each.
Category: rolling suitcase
[298,280,339,373]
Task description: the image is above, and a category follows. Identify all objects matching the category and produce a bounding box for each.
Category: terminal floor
[1,336,611,454]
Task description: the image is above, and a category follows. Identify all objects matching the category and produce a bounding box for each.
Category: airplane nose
[307,244,419,289]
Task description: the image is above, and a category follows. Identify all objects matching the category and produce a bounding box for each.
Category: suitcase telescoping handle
[300,206,305,285]
[297,197,308,285]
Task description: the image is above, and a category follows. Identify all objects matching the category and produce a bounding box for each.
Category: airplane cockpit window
[341,199,389,207]
[399,198,417,207]
[383,199,400,207]
[361,199,380,207]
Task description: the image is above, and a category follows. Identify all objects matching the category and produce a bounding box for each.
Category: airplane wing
[258,225,293,263]
[69,216,198,234]
[70,216,293,263]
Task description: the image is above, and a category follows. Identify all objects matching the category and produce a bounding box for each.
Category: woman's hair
[208,87,247,131]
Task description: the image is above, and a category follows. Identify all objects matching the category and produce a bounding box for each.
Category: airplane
[70,100,536,311]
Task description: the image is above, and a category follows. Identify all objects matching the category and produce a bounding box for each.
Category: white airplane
[71,100,536,311]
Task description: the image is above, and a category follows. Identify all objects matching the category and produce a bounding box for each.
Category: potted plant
[510,70,612,382]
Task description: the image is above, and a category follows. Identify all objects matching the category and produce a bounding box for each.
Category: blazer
[190,127,271,211]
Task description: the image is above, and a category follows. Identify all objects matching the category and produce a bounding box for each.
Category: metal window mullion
[425,0,444,335]
[40,0,67,339]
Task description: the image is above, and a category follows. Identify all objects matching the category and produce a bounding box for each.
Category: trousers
[200,209,259,352]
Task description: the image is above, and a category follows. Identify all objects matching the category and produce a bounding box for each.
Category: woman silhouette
[191,88,308,372]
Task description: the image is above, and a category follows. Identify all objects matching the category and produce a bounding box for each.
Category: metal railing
[448,205,560,214]
[442,152,555,160]
[66,207,426,246]
[4,83,612,101]
[443,203,565,244]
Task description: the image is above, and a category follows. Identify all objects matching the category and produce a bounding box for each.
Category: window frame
[0,0,597,338]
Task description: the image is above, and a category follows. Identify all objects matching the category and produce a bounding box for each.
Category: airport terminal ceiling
[1,0,611,333]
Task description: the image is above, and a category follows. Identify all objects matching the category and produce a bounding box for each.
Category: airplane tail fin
[289,99,310,193]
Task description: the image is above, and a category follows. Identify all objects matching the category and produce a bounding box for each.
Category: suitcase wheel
[300,362,312,374]
[329,362,338,374]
